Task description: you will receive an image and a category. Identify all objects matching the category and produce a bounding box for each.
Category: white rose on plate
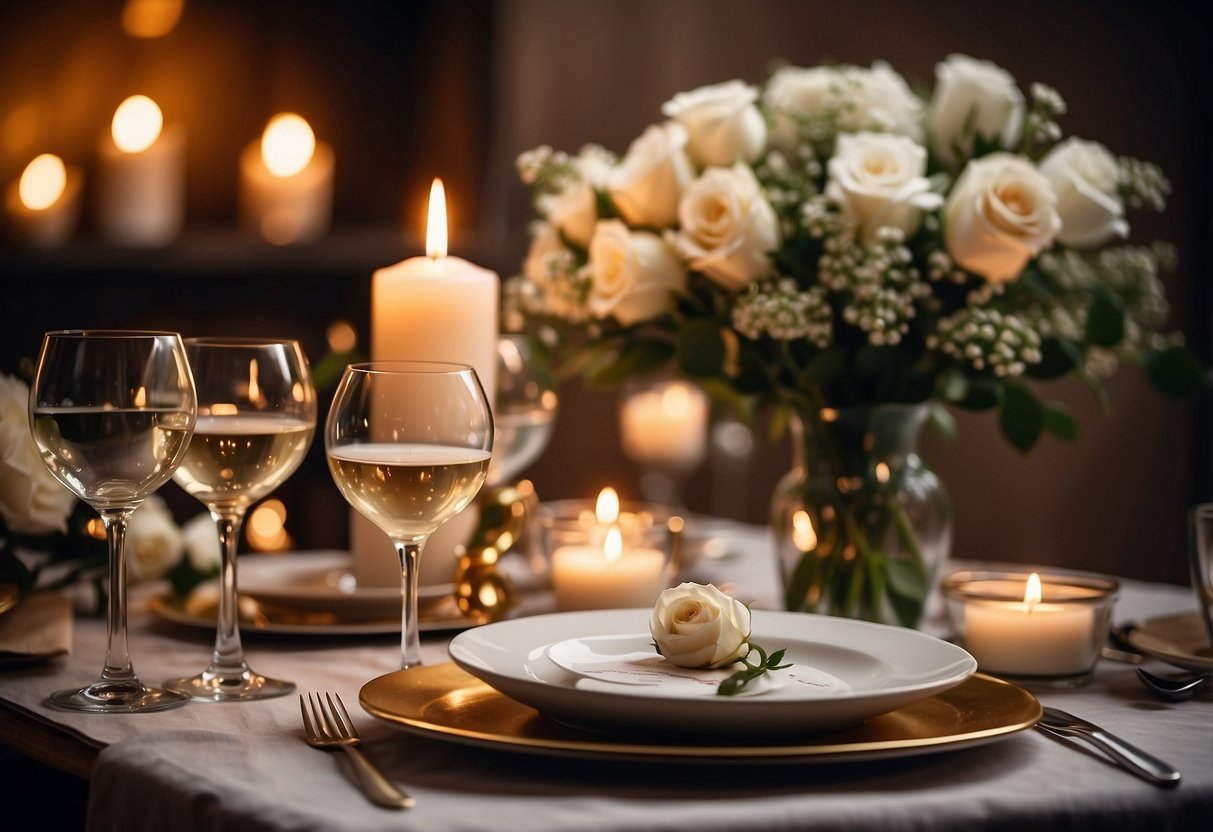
[827,132,942,246]
[944,152,1061,283]
[0,373,75,535]
[661,79,766,167]
[1039,137,1128,249]
[675,164,779,291]
[649,582,752,669]
[587,219,686,325]
[126,495,183,582]
[607,122,695,229]
[930,54,1025,167]
[182,512,221,573]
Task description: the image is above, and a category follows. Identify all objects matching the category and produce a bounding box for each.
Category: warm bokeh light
[121,0,185,38]
[112,95,163,153]
[326,320,357,353]
[595,487,620,524]
[792,509,817,552]
[247,499,290,551]
[17,154,66,211]
[660,383,692,418]
[260,113,315,178]
[1024,572,1042,608]
[426,177,448,258]
[603,526,622,565]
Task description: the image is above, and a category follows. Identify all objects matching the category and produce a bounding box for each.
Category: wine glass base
[163,667,295,702]
[50,679,190,713]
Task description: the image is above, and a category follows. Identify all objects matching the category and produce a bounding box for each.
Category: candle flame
[248,359,261,405]
[603,526,622,566]
[112,95,163,153]
[133,386,147,408]
[1024,572,1042,608]
[18,153,66,211]
[122,0,185,38]
[426,177,448,258]
[792,509,817,552]
[261,113,315,178]
[595,487,620,524]
[210,402,238,416]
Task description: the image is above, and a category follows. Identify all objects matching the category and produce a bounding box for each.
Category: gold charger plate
[360,663,1040,764]
[1128,611,1213,671]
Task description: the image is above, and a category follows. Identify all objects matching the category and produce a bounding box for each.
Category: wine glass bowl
[164,337,316,701]
[30,330,196,713]
[488,334,557,486]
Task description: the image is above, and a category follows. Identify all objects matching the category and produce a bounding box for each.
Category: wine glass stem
[394,538,426,669]
[98,508,137,684]
[209,506,249,674]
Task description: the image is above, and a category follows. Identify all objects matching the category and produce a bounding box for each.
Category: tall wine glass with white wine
[164,338,316,701]
[326,362,493,668]
[30,330,196,713]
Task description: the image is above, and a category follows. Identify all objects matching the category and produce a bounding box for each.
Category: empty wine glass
[326,361,492,668]
[488,333,557,486]
[29,330,196,713]
[164,338,316,701]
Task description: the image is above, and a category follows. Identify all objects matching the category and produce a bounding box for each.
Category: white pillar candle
[620,381,708,469]
[352,178,499,589]
[98,94,185,246]
[551,527,667,610]
[238,113,334,245]
[4,153,82,248]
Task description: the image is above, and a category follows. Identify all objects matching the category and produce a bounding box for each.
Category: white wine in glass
[30,330,196,713]
[326,362,492,668]
[164,338,316,701]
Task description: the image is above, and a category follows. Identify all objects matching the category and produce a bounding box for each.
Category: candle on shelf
[98,94,185,246]
[239,113,334,245]
[4,153,82,248]
[943,570,1118,681]
[620,380,708,469]
[550,488,668,610]
[351,178,500,588]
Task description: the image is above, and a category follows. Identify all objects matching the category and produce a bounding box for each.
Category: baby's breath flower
[732,279,833,346]
[930,308,1042,377]
[1119,156,1170,212]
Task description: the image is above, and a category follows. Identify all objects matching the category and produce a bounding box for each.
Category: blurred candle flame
[426,177,447,258]
[260,113,315,178]
[122,0,185,38]
[1024,572,1042,609]
[603,526,622,565]
[18,153,66,210]
[112,95,163,154]
[595,487,620,524]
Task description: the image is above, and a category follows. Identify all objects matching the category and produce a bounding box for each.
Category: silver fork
[300,692,415,809]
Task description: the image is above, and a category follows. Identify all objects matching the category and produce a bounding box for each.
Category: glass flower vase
[771,404,952,628]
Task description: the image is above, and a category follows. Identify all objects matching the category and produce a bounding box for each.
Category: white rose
[930,54,1025,167]
[944,152,1061,283]
[649,582,751,669]
[126,495,183,582]
[0,373,75,535]
[607,122,695,229]
[763,65,837,153]
[661,80,767,167]
[182,512,221,573]
[1039,137,1128,249]
[587,220,686,325]
[826,132,942,245]
[850,62,925,141]
[540,179,597,248]
[674,164,779,291]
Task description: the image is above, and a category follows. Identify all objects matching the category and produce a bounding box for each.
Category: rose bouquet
[507,55,1203,626]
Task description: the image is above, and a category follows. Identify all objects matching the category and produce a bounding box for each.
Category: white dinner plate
[448,609,977,735]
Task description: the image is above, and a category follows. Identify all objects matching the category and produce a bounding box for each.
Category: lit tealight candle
[99,94,185,246]
[351,178,500,589]
[4,153,82,248]
[620,380,708,470]
[239,112,334,245]
[550,487,668,610]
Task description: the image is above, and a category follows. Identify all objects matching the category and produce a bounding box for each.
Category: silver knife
[1036,706,1181,787]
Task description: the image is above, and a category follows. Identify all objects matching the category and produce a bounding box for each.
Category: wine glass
[164,338,316,701]
[29,330,196,713]
[488,333,558,486]
[326,362,492,668]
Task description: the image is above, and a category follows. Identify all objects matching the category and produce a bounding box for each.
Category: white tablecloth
[0,525,1208,831]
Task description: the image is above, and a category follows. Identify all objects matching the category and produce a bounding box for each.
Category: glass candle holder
[942,569,1118,687]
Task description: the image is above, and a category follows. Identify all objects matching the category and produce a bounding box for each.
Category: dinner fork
[300,692,415,809]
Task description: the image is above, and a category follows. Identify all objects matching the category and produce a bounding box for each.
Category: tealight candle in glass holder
[942,568,1118,687]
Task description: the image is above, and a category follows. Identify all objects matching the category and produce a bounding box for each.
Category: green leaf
[927,401,957,442]
[999,383,1044,453]
[676,319,726,377]
[1042,402,1079,441]
[1145,346,1207,397]
[958,378,1000,411]
[584,340,674,387]
[798,346,845,389]
[767,403,790,444]
[1085,296,1125,347]
[1026,338,1077,380]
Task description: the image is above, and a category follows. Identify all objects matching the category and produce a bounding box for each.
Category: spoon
[1136,667,1213,701]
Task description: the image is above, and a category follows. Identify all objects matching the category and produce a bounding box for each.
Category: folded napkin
[0,589,71,666]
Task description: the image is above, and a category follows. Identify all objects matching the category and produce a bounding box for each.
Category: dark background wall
[0,0,1208,585]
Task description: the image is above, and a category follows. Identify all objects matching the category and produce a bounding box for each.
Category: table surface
[1,524,1209,832]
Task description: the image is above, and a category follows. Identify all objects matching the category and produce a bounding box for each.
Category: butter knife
[1036,706,1181,787]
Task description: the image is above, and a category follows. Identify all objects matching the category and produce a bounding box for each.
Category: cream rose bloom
[0,373,75,535]
[538,146,614,248]
[944,152,1061,283]
[587,220,686,325]
[649,582,751,669]
[930,54,1025,167]
[126,495,183,582]
[1039,137,1128,249]
[607,122,694,229]
[674,164,779,291]
[182,512,221,573]
[826,132,942,245]
[661,80,766,167]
